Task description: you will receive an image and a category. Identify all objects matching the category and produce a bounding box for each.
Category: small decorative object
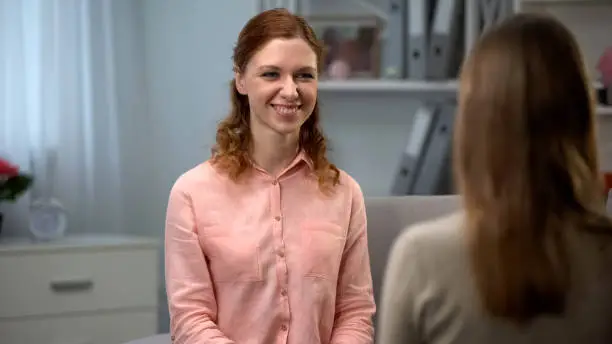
[28,149,67,241]
[308,15,382,80]
[29,197,67,241]
[328,59,352,79]
[0,157,34,235]
[597,46,612,105]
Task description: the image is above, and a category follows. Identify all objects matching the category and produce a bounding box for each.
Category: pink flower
[598,47,612,87]
[0,158,19,177]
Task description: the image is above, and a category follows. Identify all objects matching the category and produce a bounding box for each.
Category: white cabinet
[0,234,160,344]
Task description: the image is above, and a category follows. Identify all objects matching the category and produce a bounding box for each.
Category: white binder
[382,0,407,79]
[391,105,437,195]
[480,0,505,32]
[428,0,465,79]
[411,104,455,194]
[406,0,432,80]
[260,0,297,12]
[391,103,456,195]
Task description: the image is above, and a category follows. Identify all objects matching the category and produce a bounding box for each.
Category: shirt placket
[271,177,290,344]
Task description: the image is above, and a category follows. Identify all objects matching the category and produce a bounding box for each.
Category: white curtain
[0,0,124,236]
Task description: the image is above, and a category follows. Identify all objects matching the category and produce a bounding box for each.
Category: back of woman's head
[455,13,612,324]
[211,8,339,191]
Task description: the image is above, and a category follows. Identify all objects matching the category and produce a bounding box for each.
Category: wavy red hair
[210,8,339,192]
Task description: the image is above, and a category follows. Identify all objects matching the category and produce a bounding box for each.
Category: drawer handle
[50,279,94,292]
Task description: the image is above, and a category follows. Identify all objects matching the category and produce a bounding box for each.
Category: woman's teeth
[273,105,299,115]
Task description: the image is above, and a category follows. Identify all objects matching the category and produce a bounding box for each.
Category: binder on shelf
[411,103,455,194]
[260,0,296,12]
[406,0,433,80]
[391,102,456,195]
[427,0,465,79]
[382,0,407,79]
[503,0,515,20]
[391,105,437,195]
[479,0,505,32]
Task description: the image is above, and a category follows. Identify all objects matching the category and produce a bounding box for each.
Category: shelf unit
[318,80,458,93]
[260,1,611,114]
[598,106,612,116]
[318,79,612,116]
[522,0,612,5]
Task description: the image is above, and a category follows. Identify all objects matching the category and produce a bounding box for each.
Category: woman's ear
[235,72,247,95]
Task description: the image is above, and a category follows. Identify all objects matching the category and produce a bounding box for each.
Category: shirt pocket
[300,221,346,280]
[201,235,263,283]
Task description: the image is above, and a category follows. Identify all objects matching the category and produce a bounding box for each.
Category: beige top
[377,211,612,344]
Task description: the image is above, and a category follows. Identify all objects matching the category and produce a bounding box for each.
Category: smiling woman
[234,38,319,162]
[213,9,338,187]
[164,8,376,344]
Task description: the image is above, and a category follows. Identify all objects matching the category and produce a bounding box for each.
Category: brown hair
[455,13,612,324]
[210,8,340,192]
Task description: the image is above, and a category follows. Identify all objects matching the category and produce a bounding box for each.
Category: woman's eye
[297,73,315,79]
[262,71,279,78]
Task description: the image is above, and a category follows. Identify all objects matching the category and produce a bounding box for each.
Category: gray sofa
[365,195,461,329]
[125,195,461,344]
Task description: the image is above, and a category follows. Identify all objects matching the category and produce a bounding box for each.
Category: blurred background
[0,0,611,343]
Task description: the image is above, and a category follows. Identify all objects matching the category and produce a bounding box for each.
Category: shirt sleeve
[165,178,235,344]
[376,228,424,344]
[330,179,376,344]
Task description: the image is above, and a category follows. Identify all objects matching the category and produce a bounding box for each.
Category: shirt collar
[249,149,314,178]
[294,149,314,171]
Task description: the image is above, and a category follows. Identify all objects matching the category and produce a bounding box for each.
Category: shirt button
[272,179,278,185]
[274,216,281,221]
[281,324,288,331]
[281,289,287,296]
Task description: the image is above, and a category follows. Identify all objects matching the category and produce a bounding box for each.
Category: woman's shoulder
[334,169,363,194]
[392,211,466,264]
[170,160,223,194]
[335,167,356,184]
[327,169,366,206]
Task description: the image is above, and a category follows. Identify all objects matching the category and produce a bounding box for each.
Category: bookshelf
[318,80,458,93]
[322,0,611,115]
[262,0,612,115]
[318,79,612,116]
[598,106,612,116]
[522,0,612,5]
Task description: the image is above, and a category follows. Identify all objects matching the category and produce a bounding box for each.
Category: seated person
[377,13,612,344]
[164,8,375,344]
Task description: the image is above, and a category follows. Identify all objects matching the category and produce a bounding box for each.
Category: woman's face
[235,37,318,140]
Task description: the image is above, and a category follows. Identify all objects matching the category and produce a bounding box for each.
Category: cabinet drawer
[0,310,157,344]
[0,249,158,318]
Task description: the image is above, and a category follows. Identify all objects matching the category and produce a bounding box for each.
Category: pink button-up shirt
[165,152,375,344]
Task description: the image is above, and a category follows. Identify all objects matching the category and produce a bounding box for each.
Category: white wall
[319,93,422,196]
[139,0,257,332]
[112,0,154,237]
